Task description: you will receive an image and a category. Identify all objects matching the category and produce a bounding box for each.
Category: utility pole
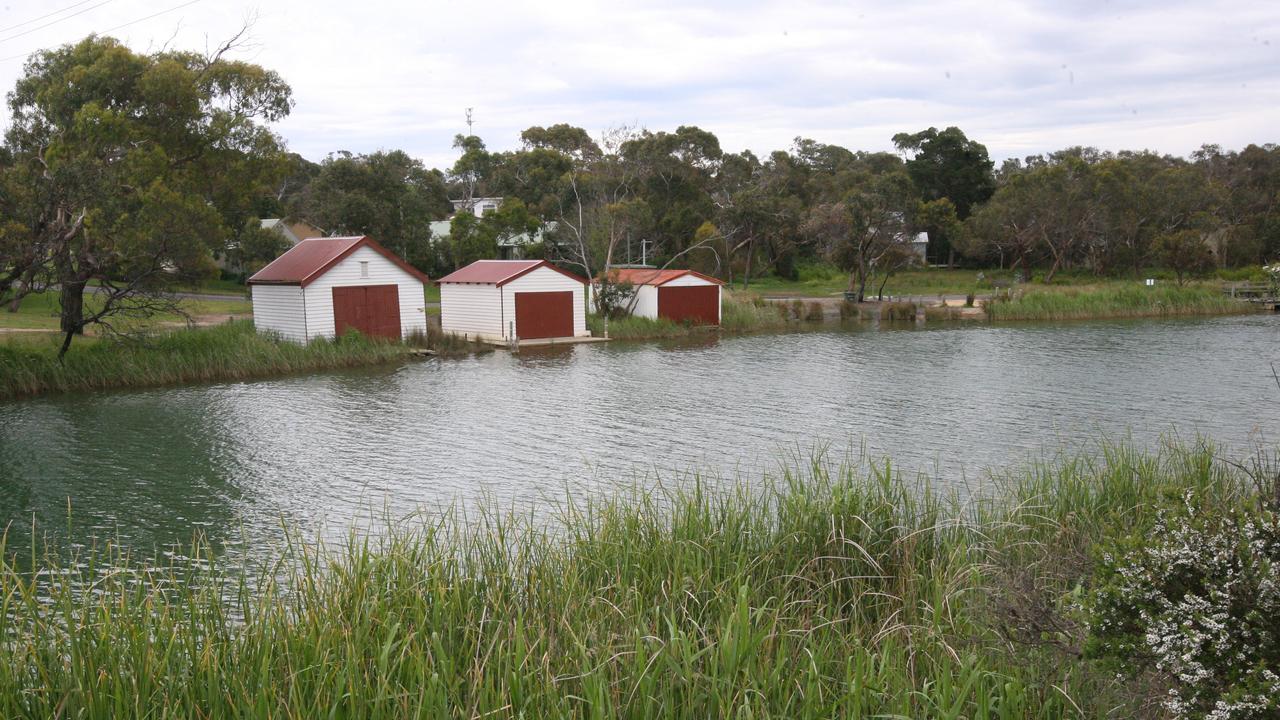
[640,239,650,266]
[463,108,476,205]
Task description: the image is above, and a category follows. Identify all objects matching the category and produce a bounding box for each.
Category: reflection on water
[1,314,1277,561]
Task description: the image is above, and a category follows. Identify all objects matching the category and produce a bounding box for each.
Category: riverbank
[0,320,414,400]
[0,441,1270,718]
[983,283,1263,321]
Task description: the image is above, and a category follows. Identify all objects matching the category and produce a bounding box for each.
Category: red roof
[602,268,725,287]
[247,236,429,287]
[436,260,587,287]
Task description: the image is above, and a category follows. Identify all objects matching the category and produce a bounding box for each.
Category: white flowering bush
[1087,493,1280,719]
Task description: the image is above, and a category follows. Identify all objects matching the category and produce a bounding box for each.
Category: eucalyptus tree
[620,125,723,262]
[300,149,450,270]
[802,168,918,302]
[4,34,292,356]
[892,126,995,265]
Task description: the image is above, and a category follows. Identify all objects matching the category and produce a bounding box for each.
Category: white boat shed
[248,236,429,342]
[438,260,590,343]
[605,268,724,325]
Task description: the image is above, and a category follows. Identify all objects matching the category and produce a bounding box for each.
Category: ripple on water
[1,314,1278,559]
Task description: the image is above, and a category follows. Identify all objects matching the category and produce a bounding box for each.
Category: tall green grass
[0,320,407,399]
[984,283,1259,321]
[0,440,1252,718]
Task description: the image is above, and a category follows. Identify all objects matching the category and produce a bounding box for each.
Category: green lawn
[0,291,251,333]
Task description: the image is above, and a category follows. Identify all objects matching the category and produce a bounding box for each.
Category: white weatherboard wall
[301,246,427,340]
[440,283,503,341]
[628,285,659,319]
[501,266,589,339]
[251,284,308,342]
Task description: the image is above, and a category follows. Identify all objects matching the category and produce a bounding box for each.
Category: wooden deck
[1223,282,1280,303]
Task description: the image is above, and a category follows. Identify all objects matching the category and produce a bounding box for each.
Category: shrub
[882,301,917,322]
[789,298,805,320]
[965,292,975,308]
[804,301,824,322]
[1087,493,1280,719]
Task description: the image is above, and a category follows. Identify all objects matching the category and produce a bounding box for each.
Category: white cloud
[0,0,1274,169]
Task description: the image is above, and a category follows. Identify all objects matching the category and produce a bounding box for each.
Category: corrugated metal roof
[603,268,725,287]
[247,236,429,287]
[436,259,587,287]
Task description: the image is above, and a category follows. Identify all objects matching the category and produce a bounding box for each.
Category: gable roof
[436,259,587,287]
[602,268,725,287]
[247,236,429,287]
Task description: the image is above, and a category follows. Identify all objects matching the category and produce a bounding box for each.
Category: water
[2,315,1278,560]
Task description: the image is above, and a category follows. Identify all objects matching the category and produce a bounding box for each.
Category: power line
[0,0,116,44]
[102,0,201,34]
[0,0,204,63]
[0,0,98,35]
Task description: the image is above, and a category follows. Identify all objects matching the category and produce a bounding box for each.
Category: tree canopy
[2,34,292,355]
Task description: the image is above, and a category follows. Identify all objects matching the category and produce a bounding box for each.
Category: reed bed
[983,283,1258,321]
[0,440,1251,718]
[0,320,408,399]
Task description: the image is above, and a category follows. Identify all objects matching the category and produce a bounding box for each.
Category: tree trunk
[741,238,753,290]
[1044,256,1061,283]
[60,279,87,336]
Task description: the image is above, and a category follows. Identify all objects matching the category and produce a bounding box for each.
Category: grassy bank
[984,283,1260,321]
[587,293,794,340]
[0,441,1263,718]
[0,320,410,400]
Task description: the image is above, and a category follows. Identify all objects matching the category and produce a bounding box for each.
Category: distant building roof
[602,268,725,287]
[259,218,326,247]
[436,259,587,287]
[247,236,429,287]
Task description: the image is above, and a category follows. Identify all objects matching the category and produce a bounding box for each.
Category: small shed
[605,268,724,325]
[438,260,589,343]
[247,236,429,342]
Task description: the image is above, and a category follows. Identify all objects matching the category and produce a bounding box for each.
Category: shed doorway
[658,285,719,325]
[514,291,573,339]
[333,285,401,339]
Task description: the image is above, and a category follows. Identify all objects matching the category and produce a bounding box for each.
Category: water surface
[2,315,1277,559]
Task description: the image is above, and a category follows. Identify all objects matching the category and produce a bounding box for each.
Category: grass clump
[881,301,918,322]
[0,440,1264,718]
[0,320,407,399]
[984,284,1259,321]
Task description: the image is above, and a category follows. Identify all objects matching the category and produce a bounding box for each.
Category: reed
[0,320,407,399]
[0,440,1252,718]
[983,284,1258,321]
[881,301,918,322]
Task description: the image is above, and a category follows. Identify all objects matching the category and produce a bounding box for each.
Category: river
[2,314,1277,560]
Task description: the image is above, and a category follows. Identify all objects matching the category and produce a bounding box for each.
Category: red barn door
[514,291,573,339]
[332,285,402,339]
[658,285,719,325]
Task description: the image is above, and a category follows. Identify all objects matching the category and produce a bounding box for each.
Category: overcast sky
[0,0,1275,170]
